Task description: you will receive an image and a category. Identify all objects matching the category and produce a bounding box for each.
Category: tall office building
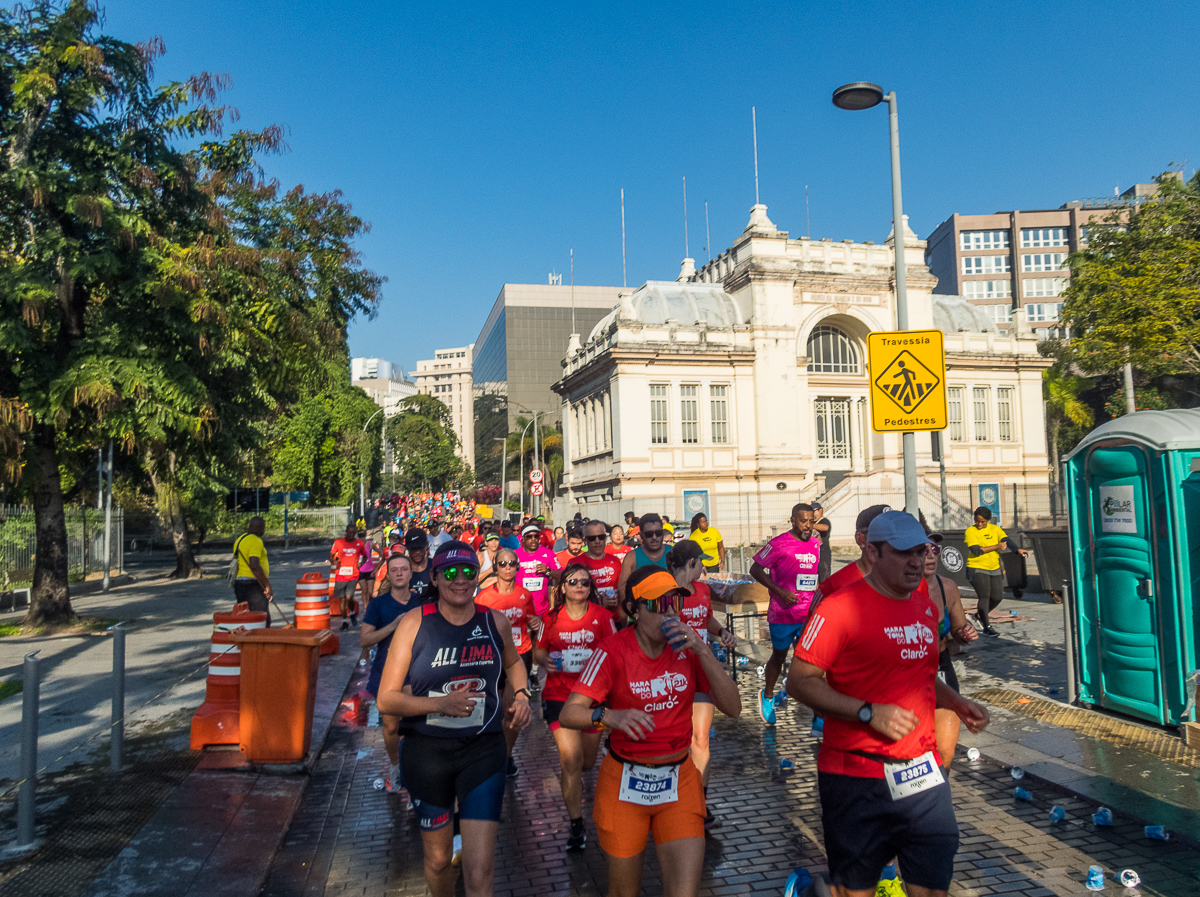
[925,171,1181,338]
[414,345,475,469]
[472,282,624,487]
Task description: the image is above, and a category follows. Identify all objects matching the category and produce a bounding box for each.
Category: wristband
[514,686,532,700]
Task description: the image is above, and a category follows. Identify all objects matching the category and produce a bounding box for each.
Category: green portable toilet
[1064,409,1200,726]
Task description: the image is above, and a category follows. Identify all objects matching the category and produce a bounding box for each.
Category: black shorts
[400,732,506,831]
[818,771,959,891]
[358,569,375,582]
[938,650,960,692]
[332,580,357,600]
[498,649,533,692]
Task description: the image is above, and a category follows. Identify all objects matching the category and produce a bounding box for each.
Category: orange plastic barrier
[296,572,339,655]
[232,627,333,763]
[189,602,268,749]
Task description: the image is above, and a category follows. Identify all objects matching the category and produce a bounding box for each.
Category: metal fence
[0,504,125,584]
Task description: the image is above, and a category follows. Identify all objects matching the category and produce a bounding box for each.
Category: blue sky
[107,1,1199,375]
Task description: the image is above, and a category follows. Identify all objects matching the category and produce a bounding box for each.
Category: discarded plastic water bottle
[756,665,766,678]
[358,658,368,669]
[712,644,728,662]
[1144,825,1169,841]
[783,867,812,897]
[1048,806,1065,823]
[737,656,750,666]
[1093,807,1113,826]
[1085,864,1105,891]
[1013,787,1033,801]
[1119,869,1141,888]
[967,748,981,761]
[775,692,788,707]
[369,646,377,662]
[1048,687,1060,695]
[779,758,794,770]
[1011,766,1025,779]
[367,703,380,727]
[810,716,824,740]
[372,777,386,791]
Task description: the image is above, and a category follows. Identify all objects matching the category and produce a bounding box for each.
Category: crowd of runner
[319,498,996,897]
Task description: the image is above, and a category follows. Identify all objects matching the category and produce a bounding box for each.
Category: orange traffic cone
[189,602,268,748]
[296,572,339,656]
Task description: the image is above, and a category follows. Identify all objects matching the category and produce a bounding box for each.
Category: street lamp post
[361,408,384,523]
[833,81,918,516]
[493,437,507,519]
[517,413,537,519]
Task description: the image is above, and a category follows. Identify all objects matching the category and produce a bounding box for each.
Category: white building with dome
[552,205,1053,545]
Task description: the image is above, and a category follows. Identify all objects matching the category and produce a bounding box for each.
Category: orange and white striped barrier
[189,602,268,749]
[297,572,339,655]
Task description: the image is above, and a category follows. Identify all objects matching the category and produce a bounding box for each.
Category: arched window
[807,325,860,374]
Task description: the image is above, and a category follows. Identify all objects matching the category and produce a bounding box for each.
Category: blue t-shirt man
[363,591,410,697]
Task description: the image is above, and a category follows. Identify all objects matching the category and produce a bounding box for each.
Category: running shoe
[451,833,463,865]
[385,764,402,793]
[506,755,519,778]
[566,819,586,851]
[350,614,358,627]
[982,625,999,638]
[340,619,350,631]
[704,807,718,830]
[875,876,906,897]
[758,689,777,726]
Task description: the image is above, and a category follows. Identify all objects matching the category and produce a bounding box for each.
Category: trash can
[1023,529,1070,596]
[231,627,333,763]
[1064,409,1200,726]
[1001,551,1028,596]
[933,530,972,592]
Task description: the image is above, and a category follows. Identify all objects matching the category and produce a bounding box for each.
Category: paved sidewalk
[261,664,1200,896]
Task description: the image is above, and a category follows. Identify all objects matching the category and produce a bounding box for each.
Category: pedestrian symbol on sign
[874,351,940,415]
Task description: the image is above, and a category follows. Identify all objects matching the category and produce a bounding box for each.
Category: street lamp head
[832,81,885,111]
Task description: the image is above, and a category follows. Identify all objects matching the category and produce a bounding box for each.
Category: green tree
[505,417,565,499]
[1057,172,1200,379]
[386,394,470,492]
[1043,365,1094,483]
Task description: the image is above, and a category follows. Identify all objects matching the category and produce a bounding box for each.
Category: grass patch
[0,623,21,638]
[0,616,124,639]
[0,680,22,701]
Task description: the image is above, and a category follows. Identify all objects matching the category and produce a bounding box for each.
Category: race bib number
[425,692,485,730]
[795,573,818,592]
[883,751,944,801]
[618,762,680,806]
[522,575,546,593]
[339,566,355,577]
[561,647,591,673]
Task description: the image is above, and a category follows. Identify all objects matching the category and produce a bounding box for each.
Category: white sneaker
[451,833,463,865]
[385,764,401,793]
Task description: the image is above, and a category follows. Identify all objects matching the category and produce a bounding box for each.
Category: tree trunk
[1048,418,1062,484]
[25,423,75,626]
[149,450,201,579]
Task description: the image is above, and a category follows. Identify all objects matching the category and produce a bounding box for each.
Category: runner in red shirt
[475,547,542,777]
[787,511,989,896]
[533,562,617,850]
[605,523,632,562]
[560,567,741,897]
[555,526,586,570]
[580,519,625,624]
[663,541,737,828]
[329,524,368,630]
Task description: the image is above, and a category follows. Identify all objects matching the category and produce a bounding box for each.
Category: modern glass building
[473,283,624,486]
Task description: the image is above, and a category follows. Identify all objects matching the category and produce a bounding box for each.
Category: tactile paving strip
[974,686,1200,769]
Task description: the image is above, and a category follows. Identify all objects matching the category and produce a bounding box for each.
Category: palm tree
[1044,366,1094,485]
[505,418,566,499]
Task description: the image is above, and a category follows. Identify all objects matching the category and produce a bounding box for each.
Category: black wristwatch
[857,702,873,724]
[591,704,607,728]
[514,686,532,700]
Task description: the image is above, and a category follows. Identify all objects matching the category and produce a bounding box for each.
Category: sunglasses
[635,593,681,614]
[496,560,518,568]
[585,534,607,542]
[565,577,592,588]
[924,544,942,556]
[440,566,479,581]
[641,529,664,539]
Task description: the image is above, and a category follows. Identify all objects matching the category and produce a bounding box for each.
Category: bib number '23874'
[618,762,680,806]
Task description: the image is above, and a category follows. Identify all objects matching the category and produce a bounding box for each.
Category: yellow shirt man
[689,525,724,571]
[964,523,1007,573]
[235,532,269,579]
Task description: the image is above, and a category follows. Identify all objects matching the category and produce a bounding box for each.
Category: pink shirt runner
[753,531,822,625]
[516,546,562,615]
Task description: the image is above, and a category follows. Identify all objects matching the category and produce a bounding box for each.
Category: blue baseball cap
[430,540,478,571]
[866,511,937,550]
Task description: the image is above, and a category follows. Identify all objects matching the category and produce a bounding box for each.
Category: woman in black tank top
[376,541,533,897]
[924,535,978,771]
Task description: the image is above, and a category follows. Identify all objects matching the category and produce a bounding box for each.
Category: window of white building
[960,230,1010,251]
[962,280,1012,300]
[650,384,669,444]
[1025,302,1063,322]
[680,386,699,444]
[1024,278,1066,298]
[973,387,990,441]
[983,304,1013,324]
[815,398,851,462]
[948,387,964,442]
[808,325,860,374]
[1021,227,1067,248]
[710,385,729,444]
[998,388,1014,442]
[1021,253,1066,272]
[962,255,1010,275]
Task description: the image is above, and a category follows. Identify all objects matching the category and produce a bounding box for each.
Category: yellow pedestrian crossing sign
[867,330,948,432]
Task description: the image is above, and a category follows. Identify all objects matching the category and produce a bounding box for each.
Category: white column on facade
[602,391,612,449]
[857,398,871,472]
